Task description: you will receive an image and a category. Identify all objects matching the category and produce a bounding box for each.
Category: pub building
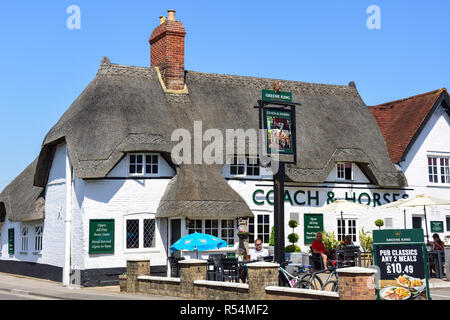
[0,10,439,287]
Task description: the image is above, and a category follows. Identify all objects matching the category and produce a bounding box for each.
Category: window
[187,219,202,234]
[337,219,357,242]
[230,156,245,175]
[125,215,156,250]
[428,156,450,184]
[34,226,43,252]
[337,163,352,180]
[248,214,270,244]
[385,218,393,228]
[187,219,235,246]
[246,157,260,176]
[229,156,261,177]
[412,217,422,229]
[205,220,219,237]
[129,154,159,175]
[21,227,28,252]
[221,220,235,246]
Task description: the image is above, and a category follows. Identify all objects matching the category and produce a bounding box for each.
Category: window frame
[248,214,271,245]
[34,225,43,253]
[337,218,357,243]
[336,162,353,181]
[229,155,261,178]
[123,214,158,253]
[427,155,450,185]
[186,219,236,246]
[128,153,159,177]
[20,226,28,253]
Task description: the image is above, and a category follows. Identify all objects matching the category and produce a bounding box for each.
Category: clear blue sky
[0,0,449,191]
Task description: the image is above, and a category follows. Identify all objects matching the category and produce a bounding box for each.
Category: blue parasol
[170,232,227,256]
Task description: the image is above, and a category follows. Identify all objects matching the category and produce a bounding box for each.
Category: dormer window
[230,156,245,175]
[129,153,159,175]
[337,163,352,180]
[229,156,261,177]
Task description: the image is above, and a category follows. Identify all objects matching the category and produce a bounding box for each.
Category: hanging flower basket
[237,231,249,239]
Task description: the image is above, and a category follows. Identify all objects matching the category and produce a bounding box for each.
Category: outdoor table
[335,248,362,267]
[427,250,444,279]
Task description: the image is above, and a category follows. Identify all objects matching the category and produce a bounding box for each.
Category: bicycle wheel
[300,274,323,290]
[322,280,338,292]
[293,279,310,289]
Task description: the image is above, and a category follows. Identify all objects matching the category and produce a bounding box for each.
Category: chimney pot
[168,9,176,21]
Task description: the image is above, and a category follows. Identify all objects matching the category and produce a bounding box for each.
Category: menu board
[373,229,430,300]
[89,219,114,254]
[304,214,323,244]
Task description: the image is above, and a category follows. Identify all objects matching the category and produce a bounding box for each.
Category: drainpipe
[63,147,73,286]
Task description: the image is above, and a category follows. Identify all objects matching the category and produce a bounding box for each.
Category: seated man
[312,232,327,269]
[249,239,269,261]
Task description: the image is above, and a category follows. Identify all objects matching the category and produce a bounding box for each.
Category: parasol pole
[404,209,406,230]
[423,205,430,245]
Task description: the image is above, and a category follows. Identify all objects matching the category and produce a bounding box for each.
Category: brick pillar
[179,259,207,299]
[126,260,150,293]
[247,262,279,300]
[336,267,377,300]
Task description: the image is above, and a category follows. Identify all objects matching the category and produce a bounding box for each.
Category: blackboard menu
[373,229,430,300]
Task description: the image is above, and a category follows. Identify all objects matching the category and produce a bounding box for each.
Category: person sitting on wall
[312,232,328,269]
[249,239,269,261]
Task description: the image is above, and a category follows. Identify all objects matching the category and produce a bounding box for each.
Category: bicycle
[278,261,306,288]
[298,259,354,292]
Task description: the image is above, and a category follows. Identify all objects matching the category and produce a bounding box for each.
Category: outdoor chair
[219,258,239,283]
[343,246,361,267]
[168,256,185,277]
[309,247,324,271]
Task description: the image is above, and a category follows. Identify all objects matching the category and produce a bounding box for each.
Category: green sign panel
[262,89,292,103]
[264,108,295,155]
[8,228,14,255]
[304,214,323,244]
[430,221,444,233]
[89,219,114,254]
[373,229,430,300]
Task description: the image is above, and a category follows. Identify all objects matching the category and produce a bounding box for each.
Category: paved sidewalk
[0,272,179,300]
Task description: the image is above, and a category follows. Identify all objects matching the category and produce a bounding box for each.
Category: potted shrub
[118,273,127,292]
[375,219,384,230]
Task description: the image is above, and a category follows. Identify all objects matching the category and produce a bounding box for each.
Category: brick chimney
[149,9,186,91]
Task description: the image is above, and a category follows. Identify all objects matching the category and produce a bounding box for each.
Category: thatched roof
[6,57,405,221]
[0,159,45,222]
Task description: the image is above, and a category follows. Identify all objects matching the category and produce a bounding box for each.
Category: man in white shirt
[249,239,269,261]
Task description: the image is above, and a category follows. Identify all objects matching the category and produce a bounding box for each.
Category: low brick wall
[194,280,249,300]
[125,260,377,300]
[265,287,339,300]
[138,276,181,297]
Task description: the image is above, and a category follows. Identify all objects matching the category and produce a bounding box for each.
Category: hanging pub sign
[262,89,292,103]
[263,108,295,155]
[89,219,115,254]
[8,228,14,255]
[373,229,430,300]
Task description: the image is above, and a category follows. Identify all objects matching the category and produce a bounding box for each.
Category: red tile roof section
[369,88,447,163]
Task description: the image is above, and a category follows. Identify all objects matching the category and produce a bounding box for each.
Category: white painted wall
[399,103,450,240]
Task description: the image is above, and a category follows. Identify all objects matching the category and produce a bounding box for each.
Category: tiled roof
[369,89,447,163]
